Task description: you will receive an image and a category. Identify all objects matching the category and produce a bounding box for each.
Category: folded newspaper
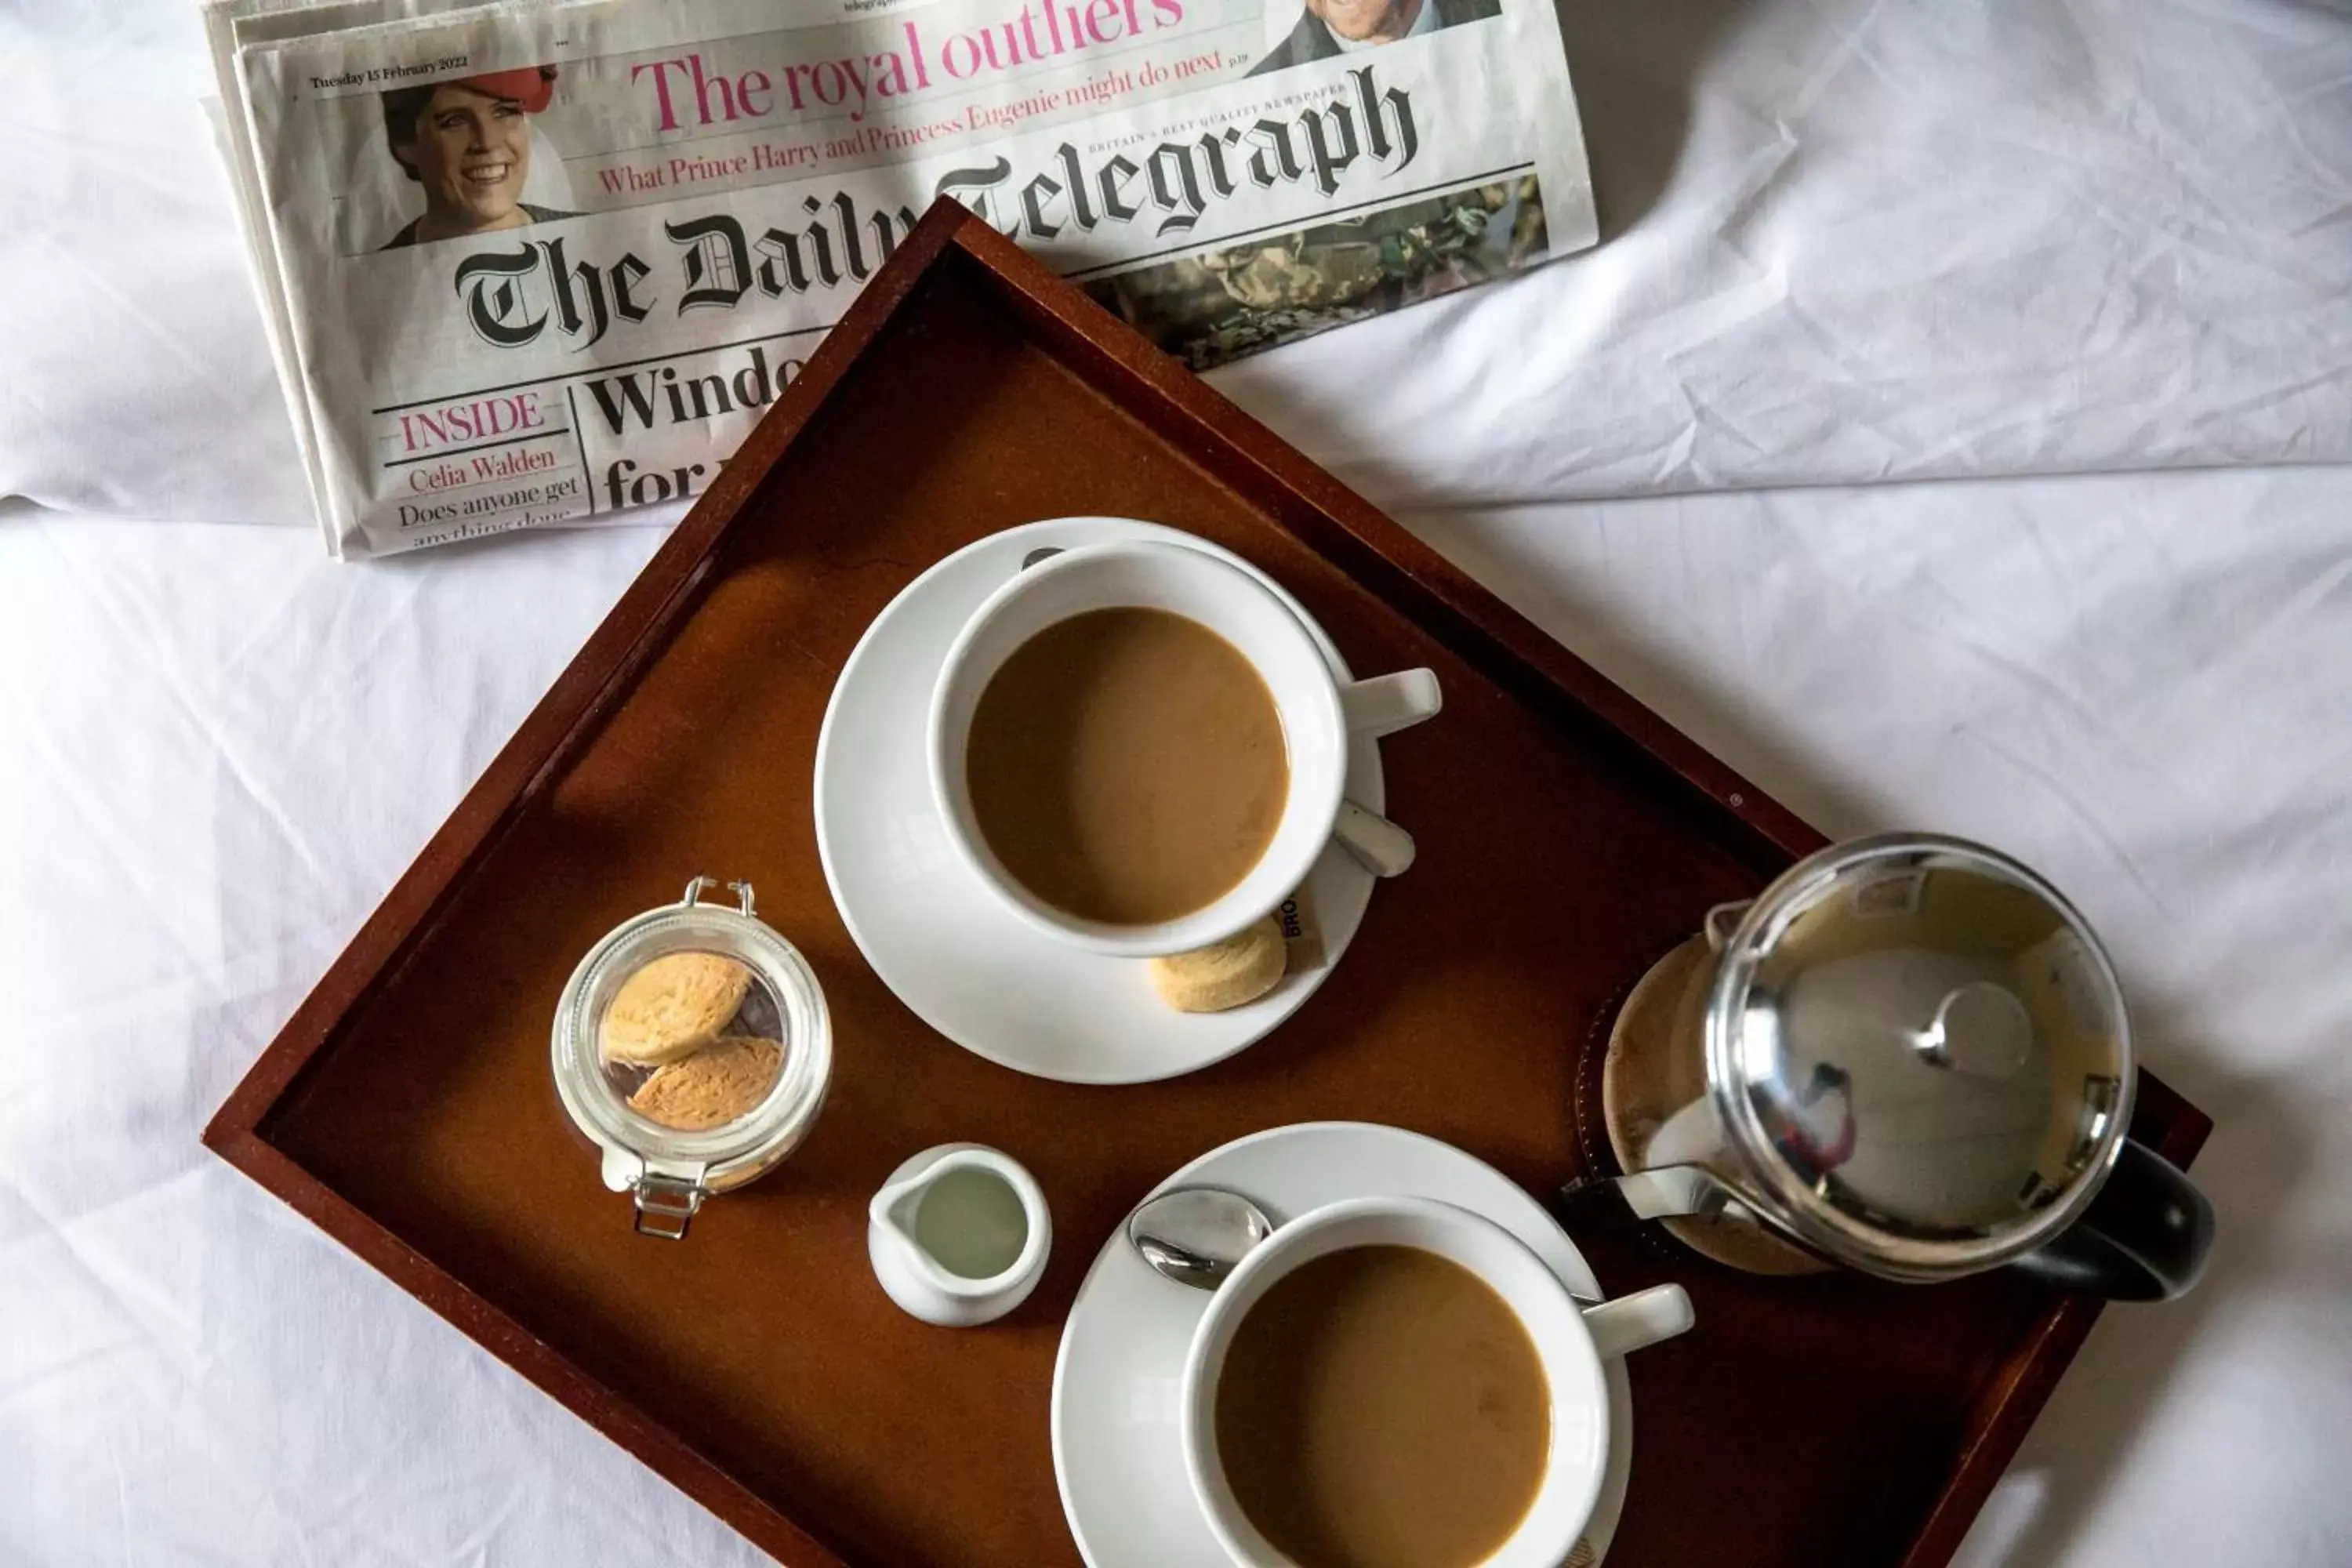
[205,0,1595,558]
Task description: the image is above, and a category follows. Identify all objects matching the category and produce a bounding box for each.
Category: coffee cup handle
[1340,669,1443,739]
[1579,1283,1695,1360]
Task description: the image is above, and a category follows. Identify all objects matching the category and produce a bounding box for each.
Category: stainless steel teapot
[1572,834,2213,1301]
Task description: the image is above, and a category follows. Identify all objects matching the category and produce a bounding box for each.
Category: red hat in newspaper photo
[449,65,560,114]
[378,65,576,250]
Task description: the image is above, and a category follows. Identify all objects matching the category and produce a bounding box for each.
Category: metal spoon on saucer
[1127,1184,1599,1302]
[1126,1186,1274,1290]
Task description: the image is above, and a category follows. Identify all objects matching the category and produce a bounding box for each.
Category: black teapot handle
[2012,1138,2215,1301]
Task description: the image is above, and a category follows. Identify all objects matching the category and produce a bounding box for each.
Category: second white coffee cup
[1180,1196,1695,1568]
[927,538,1439,958]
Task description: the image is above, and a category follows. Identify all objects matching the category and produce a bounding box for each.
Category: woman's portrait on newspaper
[378,67,579,249]
[1247,0,1499,76]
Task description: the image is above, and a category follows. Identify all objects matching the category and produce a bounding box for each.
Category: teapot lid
[1705,834,2136,1281]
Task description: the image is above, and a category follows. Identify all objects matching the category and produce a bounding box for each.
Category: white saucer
[813,518,1382,1084]
[1051,1123,1633,1568]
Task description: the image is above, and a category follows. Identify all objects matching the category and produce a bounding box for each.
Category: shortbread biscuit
[1149,916,1287,1013]
[600,951,753,1065]
[628,1035,784,1130]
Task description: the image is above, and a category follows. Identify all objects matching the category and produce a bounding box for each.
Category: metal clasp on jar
[631,1171,708,1240]
[681,874,757,917]
[601,1143,714,1240]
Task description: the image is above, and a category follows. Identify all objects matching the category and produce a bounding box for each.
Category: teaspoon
[1124,1185,1274,1290]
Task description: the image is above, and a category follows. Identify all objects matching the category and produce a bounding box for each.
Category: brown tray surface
[209,204,2209,1568]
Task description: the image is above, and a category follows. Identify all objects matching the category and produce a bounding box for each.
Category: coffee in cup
[929,537,1441,959]
[963,605,1289,927]
[1214,1243,1550,1568]
[1181,1196,1694,1568]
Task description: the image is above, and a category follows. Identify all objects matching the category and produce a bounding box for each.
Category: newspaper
[207,0,1595,557]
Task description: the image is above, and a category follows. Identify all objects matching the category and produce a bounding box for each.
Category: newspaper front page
[212,0,1594,557]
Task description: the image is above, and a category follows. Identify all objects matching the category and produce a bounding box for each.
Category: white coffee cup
[927,539,1441,958]
[1180,1196,1695,1568]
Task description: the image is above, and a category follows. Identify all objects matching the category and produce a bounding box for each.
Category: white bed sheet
[6,468,2350,1566]
[4,0,2350,1563]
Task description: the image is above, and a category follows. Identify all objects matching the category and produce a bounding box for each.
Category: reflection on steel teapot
[1571,834,2214,1301]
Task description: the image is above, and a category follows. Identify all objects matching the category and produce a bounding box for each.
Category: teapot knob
[1916,982,2033,1080]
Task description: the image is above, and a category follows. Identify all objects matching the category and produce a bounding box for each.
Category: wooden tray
[205,201,2211,1568]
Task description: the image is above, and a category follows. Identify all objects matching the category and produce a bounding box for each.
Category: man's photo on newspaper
[378,66,579,249]
[1247,0,1501,76]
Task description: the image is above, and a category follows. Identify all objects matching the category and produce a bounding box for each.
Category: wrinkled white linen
[1241,0,2352,507]
[2,0,2348,528]
[5,465,2351,1566]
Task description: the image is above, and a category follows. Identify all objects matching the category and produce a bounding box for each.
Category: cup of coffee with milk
[1183,1196,1693,1568]
[929,539,1440,958]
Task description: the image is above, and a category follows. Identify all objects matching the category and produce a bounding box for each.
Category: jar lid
[552,877,829,1236]
[1704,834,2133,1281]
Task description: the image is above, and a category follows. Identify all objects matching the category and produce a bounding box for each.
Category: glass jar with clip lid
[551,876,830,1239]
